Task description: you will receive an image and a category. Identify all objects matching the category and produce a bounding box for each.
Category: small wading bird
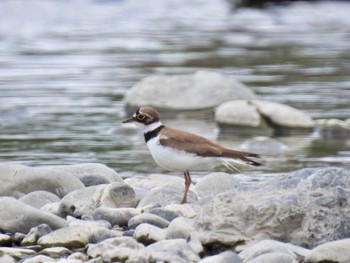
[123,106,261,204]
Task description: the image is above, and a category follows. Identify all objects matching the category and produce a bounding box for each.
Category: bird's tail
[221,149,262,167]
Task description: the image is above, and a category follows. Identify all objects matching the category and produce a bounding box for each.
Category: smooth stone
[194,172,240,198]
[92,207,140,227]
[40,246,72,258]
[195,167,350,249]
[13,232,26,244]
[239,239,310,262]
[149,207,180,222]
[0,255,17,263]
[0,233,12,246]
[19,191,60,209]
[305,238,350,263]
[199,251,242,263]
[21,224,53,246]
[128,213,170,229]
[40,202,62,217]
[89,227,122,244]
[38,225,107,249]
[0,197,67,234]
[22,255,56,263]
[67,252,89,261]
[59,182,138,217]
[86,236,145,259]
[0,163,84,198]
[0,247,36,260]
[247,252,297,263]
[124,71,256,111]
[146,239,200,262]
[165,217,192,240]
[124,173,186,191]
[163,204,197,218]
[133,223,166,245]
[44,163,122,184]
[215,100,314,135]
[137,186,198,210]
[315,118,350,138]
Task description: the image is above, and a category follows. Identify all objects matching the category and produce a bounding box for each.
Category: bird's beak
[122,116,136,123]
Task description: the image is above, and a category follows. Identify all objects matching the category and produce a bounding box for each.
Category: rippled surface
[1,0,350,176]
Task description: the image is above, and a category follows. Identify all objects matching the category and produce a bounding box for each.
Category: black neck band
[144,125,165,143]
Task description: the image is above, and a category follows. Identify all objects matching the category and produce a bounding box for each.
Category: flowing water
[0,0,350,178]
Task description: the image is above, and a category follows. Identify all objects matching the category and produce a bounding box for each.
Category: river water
[0,0,349,178]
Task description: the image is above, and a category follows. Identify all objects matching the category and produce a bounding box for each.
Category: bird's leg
[181,170,191,204]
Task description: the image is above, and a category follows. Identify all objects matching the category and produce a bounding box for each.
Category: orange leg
[181,170,191,204]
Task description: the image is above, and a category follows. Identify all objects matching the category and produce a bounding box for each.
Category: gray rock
[239,239,310,262]
[92,207,140,227]
[0,233,12,246]
[0,247,36,260]
[19,191,60,209]
[40,246,72,258]
[194,172,241,198]
[0,254,17,263]
[133,223,166,245]
[38,224,107,249]
[215,100,314,135]
[305,238,350,263]
[146,239,200,263]
[200,251,242,263]
[22,255,56,263]
[0,163,84,198]
[137,186,197,210]
[59,182,138,217]
[0,197,67,234]
[21,224,53,246]
[124,173,186,191]
[124,71,256,111]
[316,119,350,138]
[247,252,297,263]
[166,217,192,240]
[89,227,122,244]
[67,252,89,262]
[128,213,170,229]
[149,207,180,222]
[45,163,122,184]
[195,167,350,249]
[162,204,197,219]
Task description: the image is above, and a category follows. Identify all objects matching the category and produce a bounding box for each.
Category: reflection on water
[0,0,350,176]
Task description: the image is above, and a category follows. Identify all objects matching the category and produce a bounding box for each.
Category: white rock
[134,223,166,244]
[305,238,350,263]
[92,207,140,227]
[22,255,56,263]
[166,217,192,240]
[128,212,170,229]
[19,191,60,209]
[247,252,297,263]
[124,71,256,111]
[199,251,242,263]
[0,247,36,260]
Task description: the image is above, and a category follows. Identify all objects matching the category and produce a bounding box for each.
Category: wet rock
[128,213,170,229]
[239,239,310,262]
[40,246,72,258]
[22,255,56,263]
[305,238,350,263]
[19,191,60,209]
[59,182,138,217]
[0,247,36,261]
[215,100,314,135]
[124,71,256,112]
[316,118,350,138]
[38,224,106,249]
[146,239,200,262]
[0,163,84,198]
[45,163,122,185]
[199,251,242,263]
[166,217,192,240]
[134,223,166,245]
[92,207,140,227]
[195,167,350,249]
[0,197,67,234]
[0,233,12,246]
[21,224,53,246]
[194,172,241,198]
[137,186,197,210]
[0,254,17,263]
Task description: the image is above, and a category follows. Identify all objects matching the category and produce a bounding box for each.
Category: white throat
[143,121,163,134]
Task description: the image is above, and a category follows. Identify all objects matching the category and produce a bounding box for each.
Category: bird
[123,106,261,204]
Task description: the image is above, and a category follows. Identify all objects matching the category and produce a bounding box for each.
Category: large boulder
[215,100,315,135]
[124,71,256,112]
[0,163,84,198]
[0,197,67,234]
[195,167,350,249]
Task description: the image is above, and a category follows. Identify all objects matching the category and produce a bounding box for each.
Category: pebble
[133,223,166,245]
[0,233,12,246]
[165,217,192,240]
[128,213,170,229]
[305,238,350,263]
[199,251,242,263]
[92,207,140,227]
[22,255,56,263]
[18,191,60,209]
[0,247,36,260]
[21,224,53,246]
[40,246,72,258]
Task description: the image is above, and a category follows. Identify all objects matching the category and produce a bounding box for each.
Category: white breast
[146,136,221,172]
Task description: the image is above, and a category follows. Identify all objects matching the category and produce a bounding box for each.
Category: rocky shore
[1,163,350,262]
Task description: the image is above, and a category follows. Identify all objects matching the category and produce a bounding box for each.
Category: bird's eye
[137,113,146,121]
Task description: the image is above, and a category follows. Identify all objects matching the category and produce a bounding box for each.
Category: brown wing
[159,127,261,166]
